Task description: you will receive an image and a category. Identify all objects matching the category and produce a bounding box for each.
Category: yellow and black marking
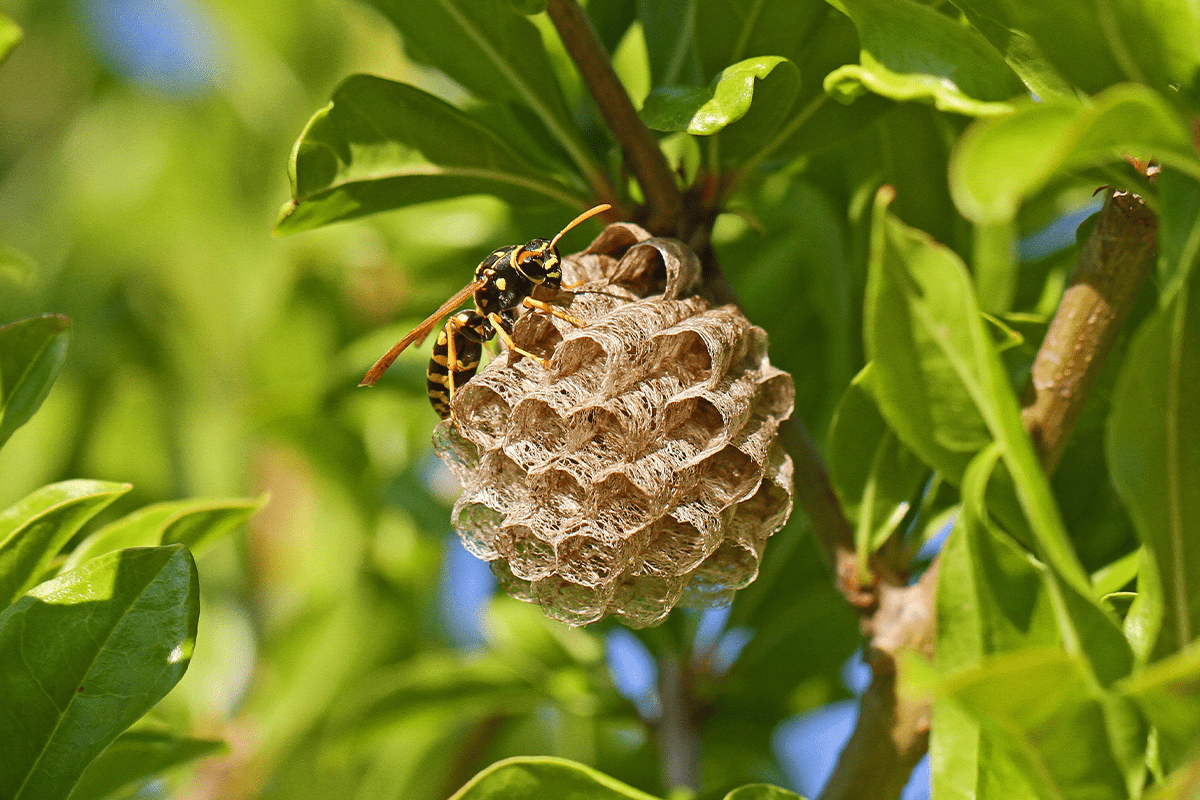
[358,204,612,422]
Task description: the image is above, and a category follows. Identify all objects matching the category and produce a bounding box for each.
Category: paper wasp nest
[433,223,794,627]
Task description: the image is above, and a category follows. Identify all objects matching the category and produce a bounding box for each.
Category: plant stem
[545,0,684,235]
[1021,187,1158,472]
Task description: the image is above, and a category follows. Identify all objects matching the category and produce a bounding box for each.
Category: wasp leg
[487,313,553,370]
[522,297,588,328]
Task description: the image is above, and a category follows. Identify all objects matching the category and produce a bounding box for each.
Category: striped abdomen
[426,310,490,419]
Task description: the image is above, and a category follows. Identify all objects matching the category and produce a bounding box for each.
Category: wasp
[359,204,612,420]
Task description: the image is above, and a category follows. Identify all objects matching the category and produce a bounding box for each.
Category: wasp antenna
[548,203,611,251]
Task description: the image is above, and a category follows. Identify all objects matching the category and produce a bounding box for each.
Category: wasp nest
[433,223,795,627]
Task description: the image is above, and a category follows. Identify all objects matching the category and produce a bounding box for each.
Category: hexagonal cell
[587,473,659,535]
[633,516,722,577]
[661,396,724,450]
[532,574,616,626]
[555,525,644,586]
[495,525,557,582]
[491,559,535,602]
[697,443,761,506]
[505,398,568,470]
[451,501,504,560]
[455,383,511,450]
[611,572,687,628]
[432,422,481,480]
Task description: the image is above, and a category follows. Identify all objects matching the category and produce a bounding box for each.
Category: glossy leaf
[0,545,200,800]
[66,729,225,800]
[277,75,588,234]
[689,0,890,168]
[0,14,20,65]
[1119,643,1200,772]
[1107,281,1200,659]
[825,0,1026,116]
[0,480,131,610]
[61,494,266,573]
[866,191,1089,592]
[641,57,798,135]
[449,756,662,800]
[827,365,927,569]
[0,314,70,449]
[365,0,602,185]
[932,445,1058,799]
[942,650,1141,800]
[951,0,1200,97]
[951,85,1200,225]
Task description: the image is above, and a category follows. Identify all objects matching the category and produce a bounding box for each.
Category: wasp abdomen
[427,310,491,419]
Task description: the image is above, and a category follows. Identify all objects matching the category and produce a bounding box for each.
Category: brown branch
[818,186,1159,800]
[545,0,684,236]
[1021,187,1159,472]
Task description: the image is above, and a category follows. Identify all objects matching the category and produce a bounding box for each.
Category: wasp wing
[359,279,485,387]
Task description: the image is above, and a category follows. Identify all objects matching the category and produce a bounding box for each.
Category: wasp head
[512,239,563,287]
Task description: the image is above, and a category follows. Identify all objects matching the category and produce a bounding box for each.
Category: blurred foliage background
[0,1,866,797]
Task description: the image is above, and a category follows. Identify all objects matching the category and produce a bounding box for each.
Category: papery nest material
[434,222,795,628]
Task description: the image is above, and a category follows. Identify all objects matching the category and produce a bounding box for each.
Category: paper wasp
[359,204,612,420]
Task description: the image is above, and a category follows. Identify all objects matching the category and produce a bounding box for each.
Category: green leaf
[692,0,820,81]
[951,85,1200,226]
[277,75,588,234]
[639,55,802,161]
[722,785,807,800]
[60,494,265,573]
[641,56,799,135]
[825,0,1026,116]
[0,314,70,449]
[950,0,1200,97]
[1120,643,1200,772]
[364,0,604,188]
[638,0,700,86]
[0,480,131,610]
[66,729,225,800]
[828,365,927,572]
[0,14,21,65]
[865,191,1090,593]
[1156,169,1200,307]
[449,756,663,800]
[942,650,1143,800]
[0,545,200,800]
[1107,281,1200,659]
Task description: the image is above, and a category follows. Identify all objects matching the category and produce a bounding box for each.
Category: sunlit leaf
[277,75,589,234]
[943,650,1143,800]
[825,0,1026,116]
[66,729,225,800]
[0,14,20,65]
[640,56,802,162]
[950,85,1200,225]
[866,190,1089,593]
[0,314,70,449]
[449,756,663,800]
[0,545,199,800]
[1107,281,1200,659]
[60,494,266,573]
[951,0,1200,97]
[0,480,130,610]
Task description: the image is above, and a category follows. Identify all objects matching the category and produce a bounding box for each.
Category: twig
[1021,188,1158,472]
[818,186,1159,800]
[545,0,684,235]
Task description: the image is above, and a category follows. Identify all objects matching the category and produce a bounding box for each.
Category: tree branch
[545,0,684,236]
[818,186,1158,800]
[1021,187,1159,472]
